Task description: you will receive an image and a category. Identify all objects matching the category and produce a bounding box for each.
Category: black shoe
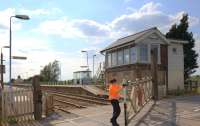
[112,123,119,126]
[111,121,119,126]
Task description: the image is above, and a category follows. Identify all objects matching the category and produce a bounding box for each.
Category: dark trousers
[111,99,121,126]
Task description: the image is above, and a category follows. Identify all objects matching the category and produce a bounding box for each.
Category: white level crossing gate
[123,77,153,125]
[1,88,34,122]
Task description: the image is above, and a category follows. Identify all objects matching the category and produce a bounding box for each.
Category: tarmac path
[136,95,200,126]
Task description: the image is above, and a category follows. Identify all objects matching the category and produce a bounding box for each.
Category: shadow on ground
[135,95,200,126]
[6,111,79,126]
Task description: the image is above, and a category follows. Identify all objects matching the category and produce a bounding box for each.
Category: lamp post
[9,15,30,86]
[81,50,89,70]
[1,46,9,89]
[93,54,96,78]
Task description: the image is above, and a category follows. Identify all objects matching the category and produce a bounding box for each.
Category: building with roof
[101,27,187,94]
[73,70,92,84]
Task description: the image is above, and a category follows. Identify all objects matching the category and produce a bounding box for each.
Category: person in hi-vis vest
[109,78,123,126]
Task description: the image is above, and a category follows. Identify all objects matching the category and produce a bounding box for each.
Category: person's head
[110,78,117,84]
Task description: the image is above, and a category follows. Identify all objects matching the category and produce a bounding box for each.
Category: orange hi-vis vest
[109,84,122,100]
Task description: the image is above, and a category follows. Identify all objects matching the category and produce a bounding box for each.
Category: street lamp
[15,15,30,20]
[1,46,10,89]
[81,50,89,69]
[9,14,30,86]
[93,54,96,78]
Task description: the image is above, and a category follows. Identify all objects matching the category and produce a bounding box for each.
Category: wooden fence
[124,77,153,125]
[42,93,54,116]
[185,80,200,93]
[1,88,34,122]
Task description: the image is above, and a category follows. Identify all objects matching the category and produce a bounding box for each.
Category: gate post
[151,48,158,100]
[123,79,128,126]
[32,75,42,120]
[0,90,2,125]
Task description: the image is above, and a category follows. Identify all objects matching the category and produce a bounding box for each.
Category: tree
[166,13,198,80]
[40,60,60,82]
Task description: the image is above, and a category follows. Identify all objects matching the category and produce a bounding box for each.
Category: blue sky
[0,0,200,80]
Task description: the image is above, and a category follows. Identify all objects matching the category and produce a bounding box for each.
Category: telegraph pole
[93,54,96,78]
[1,46,9,89]
[1,49,3,89]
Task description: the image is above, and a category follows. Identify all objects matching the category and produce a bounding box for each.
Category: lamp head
[15,15,30,20]
[81,50,87,53]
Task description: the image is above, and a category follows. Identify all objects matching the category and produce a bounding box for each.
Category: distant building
[73,70,92,84]
[101,27,187,94]
[14,75,24,84]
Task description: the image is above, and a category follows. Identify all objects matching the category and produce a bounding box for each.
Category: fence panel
[42,93,54,117]
[1,88,34,122]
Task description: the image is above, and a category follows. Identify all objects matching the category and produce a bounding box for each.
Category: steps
[82,85,108,97]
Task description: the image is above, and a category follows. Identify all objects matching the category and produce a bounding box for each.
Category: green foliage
[190,75,200,81]
[175,86,184,96]
[40,60,61,82]
[166,13,198,81]
[0,116,17,124]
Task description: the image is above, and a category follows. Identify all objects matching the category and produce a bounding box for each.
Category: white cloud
[11,49,83,80]
[193,34,200,75]
[170,11,200,27]
[35,2,199,44]
[34,17,112,44]
[110,2,199,34]
[73,19,110,37]
[0,8,24,50]
[34,17,82,38]
[0,8,84,81]
[37,18,111,38]
[0,8,15,29]
[35,17,111,42]
[0,8,22,30]
[18,8,62,16]
[189,16,199,26]
[194,35,200,53]
[3,36,84,81]
[2,2,200,80]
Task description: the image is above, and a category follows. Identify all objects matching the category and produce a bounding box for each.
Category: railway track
[53,99,87,113]
[45,91,110,113]
[51,92,109,105]
[45,90,109,103]
[54,99,87,108]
